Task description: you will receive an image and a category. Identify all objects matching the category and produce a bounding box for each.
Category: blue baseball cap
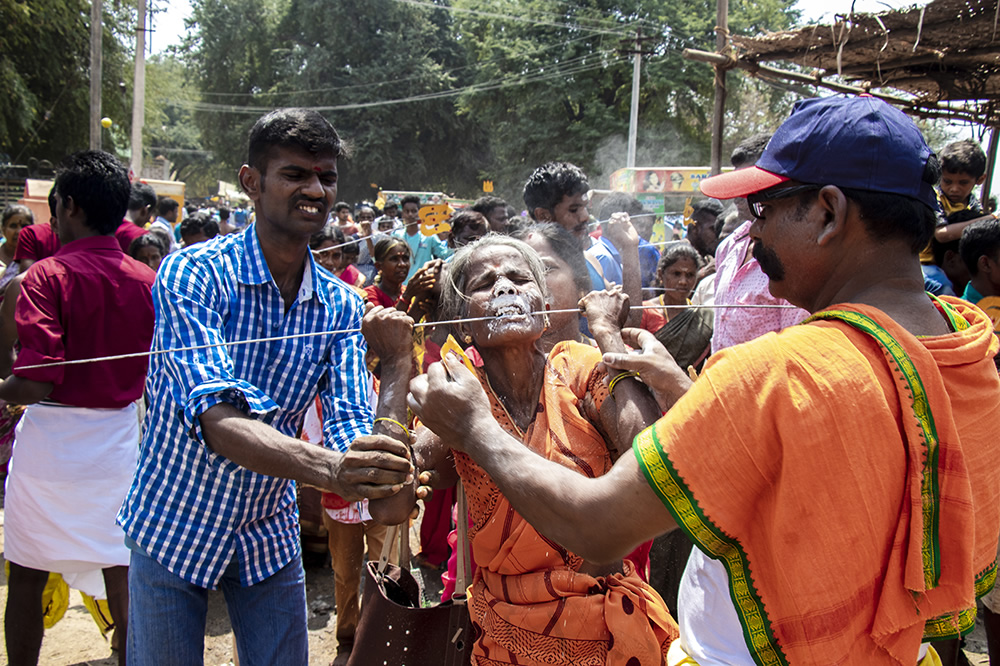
[700,95,940,212]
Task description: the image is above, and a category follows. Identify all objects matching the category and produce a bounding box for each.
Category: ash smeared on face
[486,293,535,333]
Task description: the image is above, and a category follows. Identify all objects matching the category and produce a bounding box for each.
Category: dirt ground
[0,506,442,666]
[0,502,991,665]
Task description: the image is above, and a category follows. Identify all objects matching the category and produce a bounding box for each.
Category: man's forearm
[200,403,345,492]
[0,375,53,405]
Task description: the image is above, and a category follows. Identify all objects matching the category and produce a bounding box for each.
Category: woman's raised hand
[402,259,443,301]
[579,285,630,334]
[408,354,492,452]
[362,304,414,360]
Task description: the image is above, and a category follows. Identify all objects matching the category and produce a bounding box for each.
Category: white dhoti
[4,402,138,597]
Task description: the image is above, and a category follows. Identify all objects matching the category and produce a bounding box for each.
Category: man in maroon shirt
[0,150,155,665]
[115,181,157,253]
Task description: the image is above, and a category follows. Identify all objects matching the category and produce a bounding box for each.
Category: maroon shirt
[14,223,61,263]
[115,218,148,253]
[14,235,156,408]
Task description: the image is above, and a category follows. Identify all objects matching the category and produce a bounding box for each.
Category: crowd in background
[0,100,999,666]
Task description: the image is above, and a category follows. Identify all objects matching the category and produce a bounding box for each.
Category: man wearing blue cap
[406,95,1000,665]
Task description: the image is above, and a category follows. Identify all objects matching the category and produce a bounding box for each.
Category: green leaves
[0,0,133,163]
[0,0,798,199]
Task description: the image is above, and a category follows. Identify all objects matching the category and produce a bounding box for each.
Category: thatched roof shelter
[725,0,1000,124]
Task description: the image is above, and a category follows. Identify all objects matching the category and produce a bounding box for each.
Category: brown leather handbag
[346,484,473,666]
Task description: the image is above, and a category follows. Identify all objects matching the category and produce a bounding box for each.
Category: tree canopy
[0,0,134,166]
[177,0,797,202]
[2,0,801,202]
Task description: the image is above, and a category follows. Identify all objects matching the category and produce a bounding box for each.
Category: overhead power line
[198,33,600,99]
[392,0,632,36]
[171,52,623,115]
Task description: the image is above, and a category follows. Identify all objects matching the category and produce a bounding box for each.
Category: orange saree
[454,340,678,665]
[635,297,1000,665]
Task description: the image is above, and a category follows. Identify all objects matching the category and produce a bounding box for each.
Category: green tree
[181,0,488,203]
[178,0,800,206]
[452,0,798,203]
[0,0,135,165]
[270,0,488,202]
[178,0,284,189]
[144,54,217,196]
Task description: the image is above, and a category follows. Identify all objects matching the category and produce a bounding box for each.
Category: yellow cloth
[81,593,115,636]
[635,298,1000,665]
[919,646,943,666]
[3,563,112,634]
[976,296,1000,332]
[938,190,971,218]
[921,191,975,263]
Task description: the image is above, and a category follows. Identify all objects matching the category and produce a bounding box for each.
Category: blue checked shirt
[118,225,373,589]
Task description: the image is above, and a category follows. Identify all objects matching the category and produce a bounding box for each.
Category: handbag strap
[376,524,398,575]
[398,519,411,570]
[452,481,471,604]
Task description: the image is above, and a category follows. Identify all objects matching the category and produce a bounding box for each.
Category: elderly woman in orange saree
[371,236,677,665]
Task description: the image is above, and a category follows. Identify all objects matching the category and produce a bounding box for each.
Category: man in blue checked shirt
[118,109,414,665]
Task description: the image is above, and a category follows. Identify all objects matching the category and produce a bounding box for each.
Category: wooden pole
[981,126,998,210]
[90,0,103,150]
[131,0,147,179]
[710,0,729,176]
[682,48,985,124]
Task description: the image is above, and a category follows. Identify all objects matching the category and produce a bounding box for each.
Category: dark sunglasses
[747,184,822,219]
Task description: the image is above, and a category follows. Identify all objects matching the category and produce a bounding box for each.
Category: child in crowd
[128,233,168,273]
[922,139,989,292]
[179,211,220,247]
[939,139,987,219]
[333,201,357,235]
[310,225,366,289]
[959,216,1000,308]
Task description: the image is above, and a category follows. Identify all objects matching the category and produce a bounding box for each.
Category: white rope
[12,315,490,371]
[14,304,799,371]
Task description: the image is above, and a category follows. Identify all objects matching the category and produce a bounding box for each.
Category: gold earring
[464,334,472,344]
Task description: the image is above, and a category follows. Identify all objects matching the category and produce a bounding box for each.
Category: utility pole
[709,0,729,175]
[627,29,642,168]
[90,0,103,150]
[621,30,656,169]
[131,0,147,179]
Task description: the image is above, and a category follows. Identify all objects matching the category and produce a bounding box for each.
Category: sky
[148,0,192,55]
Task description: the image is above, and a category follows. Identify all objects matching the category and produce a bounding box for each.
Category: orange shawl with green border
[454,340,678,666]
[634,297,1000,665]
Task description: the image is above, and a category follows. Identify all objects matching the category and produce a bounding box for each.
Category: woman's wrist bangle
[608,371,640,395]
[374,417,410,438]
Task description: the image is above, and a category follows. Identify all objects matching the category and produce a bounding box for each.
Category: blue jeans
[127,548,308,665]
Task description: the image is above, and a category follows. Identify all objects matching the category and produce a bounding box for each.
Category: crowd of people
[0,96,998,666]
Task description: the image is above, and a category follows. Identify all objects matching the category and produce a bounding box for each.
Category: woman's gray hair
[441,234,549,321]
[2,204,33,228]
